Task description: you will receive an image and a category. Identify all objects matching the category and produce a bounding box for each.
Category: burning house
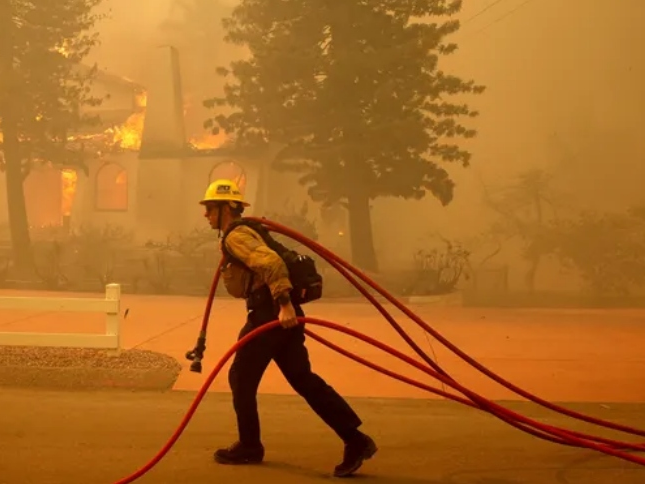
[0,47,272,244]
[67,46,268,244]
[0,67,145,234]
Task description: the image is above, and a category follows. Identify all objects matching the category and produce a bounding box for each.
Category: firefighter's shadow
[262,460,444,482]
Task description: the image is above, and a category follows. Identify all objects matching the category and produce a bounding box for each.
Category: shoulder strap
[221,218,289,261]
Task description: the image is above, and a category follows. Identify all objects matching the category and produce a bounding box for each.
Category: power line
[463,0,511,25]
[479,0,537,32]
[461,0,539,40]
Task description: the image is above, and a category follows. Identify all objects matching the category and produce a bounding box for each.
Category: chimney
[139,45,187,157]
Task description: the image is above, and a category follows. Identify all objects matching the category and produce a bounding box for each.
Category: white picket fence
[0,284,121,350]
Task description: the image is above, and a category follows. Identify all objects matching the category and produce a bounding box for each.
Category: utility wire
[460,0,539,40]
[463,0,511,25]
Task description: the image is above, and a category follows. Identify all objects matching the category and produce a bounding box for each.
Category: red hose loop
[114,219,644,483]
[114,318,645,483]
[249,217,645,439]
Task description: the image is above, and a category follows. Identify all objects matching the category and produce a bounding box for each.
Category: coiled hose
[113,218,645,483]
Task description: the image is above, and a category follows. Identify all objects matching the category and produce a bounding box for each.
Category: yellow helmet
[200,178,250,207]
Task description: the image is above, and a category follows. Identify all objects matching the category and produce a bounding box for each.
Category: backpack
[221,218,323,305]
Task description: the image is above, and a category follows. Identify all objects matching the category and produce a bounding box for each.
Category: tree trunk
[525,190,544,293]
[525,254,540,293]
[3,143,33,270]
[346,191,379,273]
[0,1,34,270]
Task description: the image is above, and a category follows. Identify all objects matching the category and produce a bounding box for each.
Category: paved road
[0,389,643,484]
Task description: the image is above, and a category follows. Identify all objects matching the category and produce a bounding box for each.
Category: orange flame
[115,170,127,185]
[53,41,71,58]
[61,169,78,217]
[106,91,147,150]
[189,130,228,150]
[101,90,228,151]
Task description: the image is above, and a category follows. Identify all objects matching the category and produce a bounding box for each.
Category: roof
[76,63,145,92]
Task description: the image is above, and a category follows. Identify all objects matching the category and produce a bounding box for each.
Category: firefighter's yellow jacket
[221,224,292,299]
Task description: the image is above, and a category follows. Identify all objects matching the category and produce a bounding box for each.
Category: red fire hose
[113,219,645,483]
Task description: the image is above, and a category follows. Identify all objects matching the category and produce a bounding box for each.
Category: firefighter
[199,178,377,477]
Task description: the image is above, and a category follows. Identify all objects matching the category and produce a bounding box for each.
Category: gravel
[0,347,182,391]
[1,346,180,369]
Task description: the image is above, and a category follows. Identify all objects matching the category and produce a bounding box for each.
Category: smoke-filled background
[91,0,645,199]
[2,0,645,297]
[87,0,242,135]
[111,0,645,291]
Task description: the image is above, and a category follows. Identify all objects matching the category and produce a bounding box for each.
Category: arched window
[208,160,246,194]
[95,162,128,211]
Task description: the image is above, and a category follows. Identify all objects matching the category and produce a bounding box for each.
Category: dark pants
[228,301,363,446]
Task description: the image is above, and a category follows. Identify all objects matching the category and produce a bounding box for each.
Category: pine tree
[0,0,103,269]
[206,0,484,271]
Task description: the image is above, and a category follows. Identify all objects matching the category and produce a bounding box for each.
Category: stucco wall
[72,152,140,232]
[66,153,263,243]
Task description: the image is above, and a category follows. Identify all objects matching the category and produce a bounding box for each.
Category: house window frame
[95,162,129,212]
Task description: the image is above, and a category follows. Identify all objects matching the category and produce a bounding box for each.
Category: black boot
[334,432,377,477]
[214,441,265,465]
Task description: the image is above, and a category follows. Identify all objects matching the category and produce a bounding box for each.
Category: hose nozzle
[185,333,207,374]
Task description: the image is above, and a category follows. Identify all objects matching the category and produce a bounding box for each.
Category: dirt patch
[0,347,182,391]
